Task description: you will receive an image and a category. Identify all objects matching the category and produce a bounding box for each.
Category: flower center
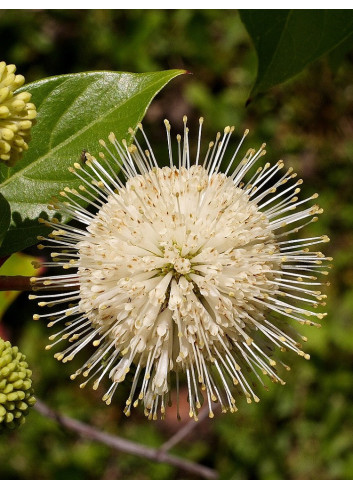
[173,256,191,275]
[162,243,192,276]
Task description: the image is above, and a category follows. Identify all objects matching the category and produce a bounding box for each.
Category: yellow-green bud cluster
[0,61,37,166]
[0,338,36,431]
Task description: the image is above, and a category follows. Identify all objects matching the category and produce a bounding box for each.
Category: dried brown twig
[159,406,214,453]
[34,399,218,480]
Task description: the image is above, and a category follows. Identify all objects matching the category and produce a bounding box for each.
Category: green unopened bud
[0,338,36,431]
[0,61,37,167]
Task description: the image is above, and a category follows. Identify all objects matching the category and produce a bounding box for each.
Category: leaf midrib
[255,11,353,92]
[255,10,292,91]
[47,79,90,150]
[0,72,174,191]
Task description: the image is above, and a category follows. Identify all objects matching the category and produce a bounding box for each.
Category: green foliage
[240,10,353,97]
[0,193,10,246]
[328,31,353,72]
[0,69,184,257]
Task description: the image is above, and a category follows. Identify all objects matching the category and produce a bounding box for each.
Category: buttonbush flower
[0,61,37,166]
[32,118,330,419]
[0,338,36,430]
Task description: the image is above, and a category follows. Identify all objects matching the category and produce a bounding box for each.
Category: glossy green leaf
[328,31,353,72]
[0,193,10,248]
[0,69,184,256]
[240,10,353,97]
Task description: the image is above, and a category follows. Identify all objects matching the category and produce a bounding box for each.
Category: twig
[0,275,33,291]
[159,406,212,453]
[33,399,218,480]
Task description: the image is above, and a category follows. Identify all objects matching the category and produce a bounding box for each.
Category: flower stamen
[34,118,330,419]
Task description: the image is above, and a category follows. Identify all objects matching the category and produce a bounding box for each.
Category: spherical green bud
[0,338,36,431]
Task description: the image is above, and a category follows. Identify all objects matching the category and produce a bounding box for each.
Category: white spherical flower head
[32,117,330,420]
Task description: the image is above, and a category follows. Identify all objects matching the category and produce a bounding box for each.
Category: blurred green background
[1,9,353,480]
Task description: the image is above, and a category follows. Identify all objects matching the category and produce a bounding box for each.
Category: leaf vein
[0,72,174,191]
